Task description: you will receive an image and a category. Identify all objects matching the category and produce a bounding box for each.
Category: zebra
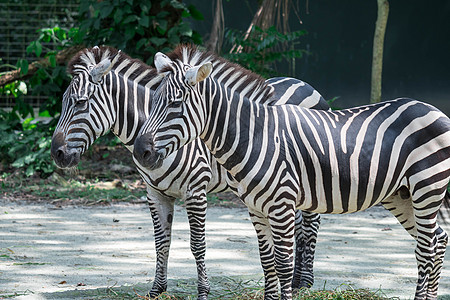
[49,46,328,299]
[133,45,450,300]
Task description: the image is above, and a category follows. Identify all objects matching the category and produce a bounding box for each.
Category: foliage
[224,26,307,78]
[0,0,203,177]
[0,26,77,177]
[0,110,57,178]
[78,0,203,64]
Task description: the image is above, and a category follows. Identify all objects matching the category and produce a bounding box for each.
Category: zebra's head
[51,46,120,169]
[133,49,212,170]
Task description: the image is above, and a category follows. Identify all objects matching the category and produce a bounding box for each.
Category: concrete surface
[1,199,450,299]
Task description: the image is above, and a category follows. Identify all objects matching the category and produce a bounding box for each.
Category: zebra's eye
[75,97,88,107]
[169,100,183,108]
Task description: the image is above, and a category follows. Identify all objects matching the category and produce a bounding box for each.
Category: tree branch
[0,44,85,87]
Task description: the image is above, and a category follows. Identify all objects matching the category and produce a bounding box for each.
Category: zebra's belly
[295,179,392,214]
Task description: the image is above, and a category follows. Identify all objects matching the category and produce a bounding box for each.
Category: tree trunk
[0,45,85,87]
[230,0,291,54]
[206,0,224,53]
[370,0,389,103]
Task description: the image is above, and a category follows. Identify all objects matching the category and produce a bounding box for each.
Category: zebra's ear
[90,52,120,83]
[154,52,172,73]
[185,62,212,86]
[90,59,111,83]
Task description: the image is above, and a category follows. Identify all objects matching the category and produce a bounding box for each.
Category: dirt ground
[2,198,450,300]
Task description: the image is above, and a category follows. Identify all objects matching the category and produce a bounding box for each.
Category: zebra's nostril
[143,149,152,161]
[56,149,64,161]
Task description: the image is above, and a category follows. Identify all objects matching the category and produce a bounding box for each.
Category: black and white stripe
[134,45,450,300]
[51,46,328,299]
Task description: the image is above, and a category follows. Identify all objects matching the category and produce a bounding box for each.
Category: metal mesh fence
[0,0,80,108]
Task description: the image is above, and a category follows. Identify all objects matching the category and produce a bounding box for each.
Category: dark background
[187,0,450,114]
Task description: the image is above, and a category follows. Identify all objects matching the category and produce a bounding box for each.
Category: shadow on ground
[2,200,450,299]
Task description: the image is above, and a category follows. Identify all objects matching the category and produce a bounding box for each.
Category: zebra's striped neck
[199,76,272,180]
[105,59,160,148]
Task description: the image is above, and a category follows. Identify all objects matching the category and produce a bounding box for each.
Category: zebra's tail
[438,189,450,225]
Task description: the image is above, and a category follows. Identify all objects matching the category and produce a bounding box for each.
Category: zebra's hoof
[197,285,210,300]
[146,283,167,299]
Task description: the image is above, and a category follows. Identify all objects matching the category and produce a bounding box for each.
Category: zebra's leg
[185,190,210,300]
[268,205,296,300]
[381,188,417,239]
[292,210,320,290]
[248,209,278,300]
[410,186,448,300]
[146,188,175,298]
[427,225,448,299]
[381,188,447,299]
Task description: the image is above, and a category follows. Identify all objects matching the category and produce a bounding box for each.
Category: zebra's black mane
[67,46,158,83]
[164,44,273,100]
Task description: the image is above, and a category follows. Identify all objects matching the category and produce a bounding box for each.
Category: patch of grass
[0,254,13,260]
[135,277,397,300]
[12,262,49,266]
[3,276,400,300]
[176,192,245,209]
[1,171,146,205]
[295,285,398,300]
[123,286,396,300]
[0,292,28,298]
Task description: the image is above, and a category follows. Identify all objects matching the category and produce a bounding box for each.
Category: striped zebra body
[134,45,450,300]
[50,46,327,299]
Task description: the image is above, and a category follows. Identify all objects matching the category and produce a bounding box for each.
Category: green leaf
[150,37,167,47]
[26,41,35,55]
[191,31,203,44]
[17,59,29,75]
[123,15,138,24]
[141,4,150,14]
[139,15,150,28]
[99,4,114,18]
[48,54,56,68]
[188,5,203,20]
[170,0,185,10]
[12,157,26,168]
[177,23,192,37]
[38,110,51,118]
[35,41,42,57]
[25,165,35,177]
[56,27,67,41]
[156,11,170,19]
[114,9,123,24]
[136,26,144,36]
[136,38,148,50]
[157,19,168,34]
[125,27,136,40]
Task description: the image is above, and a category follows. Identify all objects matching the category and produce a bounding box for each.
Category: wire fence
[0,0,80,108]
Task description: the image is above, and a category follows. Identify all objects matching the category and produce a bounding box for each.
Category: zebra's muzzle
[133,132,163,170]
[51,132,81,169]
